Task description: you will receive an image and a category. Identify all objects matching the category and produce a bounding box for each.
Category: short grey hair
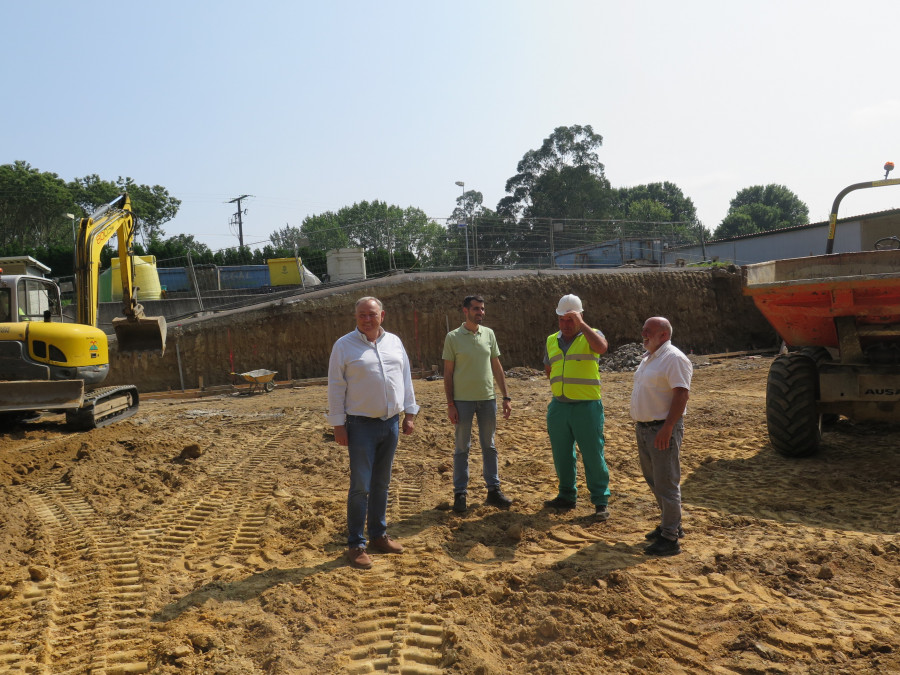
[355,296,383,311]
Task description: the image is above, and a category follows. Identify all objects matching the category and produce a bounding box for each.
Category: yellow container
[109,255,163,301]
[267,257,305,286]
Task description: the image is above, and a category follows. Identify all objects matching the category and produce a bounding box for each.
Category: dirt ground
[0,355,898,674]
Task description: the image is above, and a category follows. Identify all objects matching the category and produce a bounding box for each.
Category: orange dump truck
[742,172,900,456]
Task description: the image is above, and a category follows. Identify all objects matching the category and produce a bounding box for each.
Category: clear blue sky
[4,1,900,250]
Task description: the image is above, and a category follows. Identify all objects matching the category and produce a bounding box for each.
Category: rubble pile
[505,366,544,380]
[600,342,645,372]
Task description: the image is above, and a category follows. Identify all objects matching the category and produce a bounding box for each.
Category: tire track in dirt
[337,563,447,674]
[0,483,148,674]
[627,524,900,668]
[318,449,450,674]
[130,421,302,572]
[515,523,607,566]
[390,458,426,523]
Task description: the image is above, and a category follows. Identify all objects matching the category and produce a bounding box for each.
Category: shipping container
[219,265,270,289]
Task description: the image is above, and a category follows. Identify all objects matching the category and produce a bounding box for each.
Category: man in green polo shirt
[443,295,512,513]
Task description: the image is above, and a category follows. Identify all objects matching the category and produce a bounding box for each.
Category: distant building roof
[0,256,52,276]
[702,208,900,245]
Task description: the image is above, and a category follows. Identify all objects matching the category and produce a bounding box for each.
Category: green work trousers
[546,398,610,506]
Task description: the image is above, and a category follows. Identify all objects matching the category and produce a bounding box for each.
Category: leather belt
[635,419,666,428]
[347,414,398,422]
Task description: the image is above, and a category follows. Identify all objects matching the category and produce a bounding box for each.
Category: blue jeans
[346,414,399,548]
[453,399,500,495]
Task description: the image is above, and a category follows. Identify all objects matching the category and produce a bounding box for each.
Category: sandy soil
[0,356,898,674]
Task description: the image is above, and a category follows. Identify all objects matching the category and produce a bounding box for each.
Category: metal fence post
[187,250,204,312]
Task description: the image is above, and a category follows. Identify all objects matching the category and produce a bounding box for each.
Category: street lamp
[455,180,469,270]
[65,213,76,244]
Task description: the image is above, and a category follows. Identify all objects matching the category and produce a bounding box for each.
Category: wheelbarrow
[231,369,278,394]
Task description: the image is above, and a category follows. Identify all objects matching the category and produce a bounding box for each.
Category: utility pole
[227,194,252,248]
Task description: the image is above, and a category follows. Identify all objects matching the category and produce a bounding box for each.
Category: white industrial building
[665,209,900,266]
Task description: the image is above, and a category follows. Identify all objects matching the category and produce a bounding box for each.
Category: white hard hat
[556,294,583,315]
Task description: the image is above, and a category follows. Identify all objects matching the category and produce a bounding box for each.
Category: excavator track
[65,385,140,430]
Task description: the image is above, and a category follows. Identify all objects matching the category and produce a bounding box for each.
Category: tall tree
[610,181,706,241]
[294,200,449,268]
[714,184,808,238]
[611,182,697,224]
[269,224,309,251]
[0,161,74,248]
[297,211,348,251]
[497,124,611,221]
[448,189,499,268]
[69,175,181,243]
[147,234,211,264]
[449,189,489,226]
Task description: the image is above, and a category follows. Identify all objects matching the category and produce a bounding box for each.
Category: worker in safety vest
[542,294,611,520]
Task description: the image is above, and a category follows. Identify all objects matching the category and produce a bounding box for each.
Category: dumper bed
[742,250,900,351]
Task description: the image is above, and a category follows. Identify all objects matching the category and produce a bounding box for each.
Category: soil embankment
[109,268,774,391]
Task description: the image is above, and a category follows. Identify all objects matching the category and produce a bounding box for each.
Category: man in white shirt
[327,297,419,569]
[630,316,692,556]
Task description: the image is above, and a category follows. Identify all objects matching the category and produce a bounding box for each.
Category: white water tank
[326,248,366,282]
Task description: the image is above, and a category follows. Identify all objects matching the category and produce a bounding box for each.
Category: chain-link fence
[373,216,708,274]
[54,216,710,331]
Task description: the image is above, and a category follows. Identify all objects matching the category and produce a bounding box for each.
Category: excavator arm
[75,194,167,354]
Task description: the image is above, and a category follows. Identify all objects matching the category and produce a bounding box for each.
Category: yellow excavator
[0,194,167,429]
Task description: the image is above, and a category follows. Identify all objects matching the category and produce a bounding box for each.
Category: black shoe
[452,493,467,513]
[594,504,610,521]
[644,536,681,556]
[486,488,512,508]
[645,525,685,541]
[543,496,576,510]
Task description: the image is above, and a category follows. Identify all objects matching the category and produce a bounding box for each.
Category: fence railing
[53,217,714,332]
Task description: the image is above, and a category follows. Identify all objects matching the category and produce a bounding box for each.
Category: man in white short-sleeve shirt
[630,316,692,556]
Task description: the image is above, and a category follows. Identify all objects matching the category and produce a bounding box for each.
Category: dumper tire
[766,352,821,457]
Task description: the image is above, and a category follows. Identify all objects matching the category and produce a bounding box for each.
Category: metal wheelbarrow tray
[231,369,278,394]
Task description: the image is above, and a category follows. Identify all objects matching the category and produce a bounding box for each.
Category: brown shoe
[369,535,403,554]
[347,546,373,569]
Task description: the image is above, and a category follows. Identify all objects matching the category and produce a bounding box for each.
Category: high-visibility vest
[546,332,602,400]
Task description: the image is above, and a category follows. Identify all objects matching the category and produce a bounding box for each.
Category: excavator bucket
[112,314,168,355]
[0,380,85,411]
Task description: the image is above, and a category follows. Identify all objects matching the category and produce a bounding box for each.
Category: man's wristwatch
[502,396,512,401]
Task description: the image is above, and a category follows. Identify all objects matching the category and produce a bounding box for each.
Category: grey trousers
[635,418,684,541]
